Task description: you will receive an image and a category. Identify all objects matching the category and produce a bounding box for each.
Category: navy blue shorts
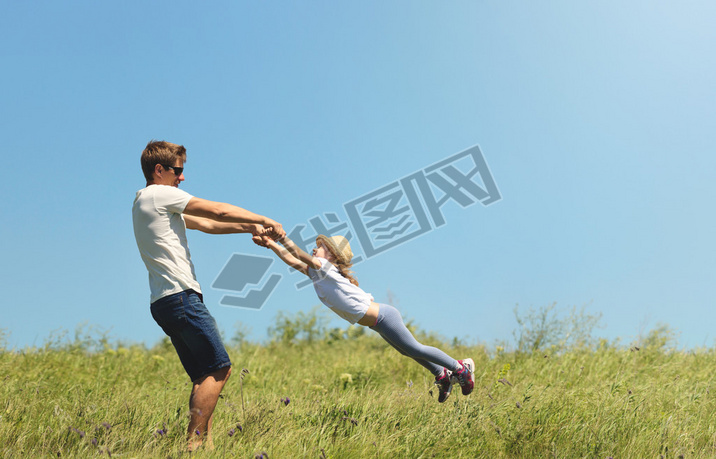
[150,289,231,382]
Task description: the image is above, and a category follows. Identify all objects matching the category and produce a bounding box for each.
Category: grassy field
[2,312,716,458]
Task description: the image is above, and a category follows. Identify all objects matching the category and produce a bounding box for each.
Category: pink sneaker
[453,359,475,396]
[434,368,453,403]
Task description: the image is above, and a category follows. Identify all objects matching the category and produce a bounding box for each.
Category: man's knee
[209,365,230,379]
[195,366,231,384]
[215,365,231,382]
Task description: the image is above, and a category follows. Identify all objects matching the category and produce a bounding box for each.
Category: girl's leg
[370,303,459,376]
[374,327,443,375]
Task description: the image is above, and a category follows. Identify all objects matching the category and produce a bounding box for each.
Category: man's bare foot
[187,437,215,452]
[187,440,201,452]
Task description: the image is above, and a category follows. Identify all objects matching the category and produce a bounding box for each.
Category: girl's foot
[434,368,453,403]
[453,359,475,395]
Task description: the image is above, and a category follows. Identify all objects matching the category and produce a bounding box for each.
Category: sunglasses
[162,164,184,176]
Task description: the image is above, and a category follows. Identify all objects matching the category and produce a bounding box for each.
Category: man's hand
[251,224,267,237]
[264,221,286,240]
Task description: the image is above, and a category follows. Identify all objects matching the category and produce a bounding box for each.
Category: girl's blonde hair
[331,255,359,286]
[317,235,359,286]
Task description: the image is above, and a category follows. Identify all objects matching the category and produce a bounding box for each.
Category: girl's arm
[255,236,311,276]
[277,236,322,270]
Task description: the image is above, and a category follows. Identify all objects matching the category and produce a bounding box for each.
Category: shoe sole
[438,385,452,403]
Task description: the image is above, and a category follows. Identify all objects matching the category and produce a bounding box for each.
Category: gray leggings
[369,303,459,377]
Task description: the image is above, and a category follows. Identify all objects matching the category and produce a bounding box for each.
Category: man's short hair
[141,140,187,182]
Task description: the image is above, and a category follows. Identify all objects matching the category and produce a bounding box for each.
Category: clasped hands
[252,225,283,248]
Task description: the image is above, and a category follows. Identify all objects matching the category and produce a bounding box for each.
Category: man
[132,140,285,451]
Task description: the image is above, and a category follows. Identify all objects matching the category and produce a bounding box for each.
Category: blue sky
[1,1,714,349]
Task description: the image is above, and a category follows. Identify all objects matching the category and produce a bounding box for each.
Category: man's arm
[184,215,263,235]
[183,197,285,238]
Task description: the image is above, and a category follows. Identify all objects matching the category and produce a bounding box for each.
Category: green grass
[2,325,716,458]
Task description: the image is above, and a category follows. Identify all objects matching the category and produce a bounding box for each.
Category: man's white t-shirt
[132,184,201,303]
[307,257,373,324]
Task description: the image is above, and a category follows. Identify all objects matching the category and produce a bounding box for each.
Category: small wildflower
[281,397,290,406]
[406,380,413,388]
[195,429,201,436]
[228,428,235,437]
[91,438,98,447]
[101,422,112,431]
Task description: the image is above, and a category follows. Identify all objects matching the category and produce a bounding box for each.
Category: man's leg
[187,366,232,451]
[151,291,233,450]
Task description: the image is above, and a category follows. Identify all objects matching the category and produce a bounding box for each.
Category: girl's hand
[252,235,269,248]
[266,226,285,241]
[262,220,285,240]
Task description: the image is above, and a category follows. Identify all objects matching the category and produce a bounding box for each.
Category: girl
[253,232,475,403]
